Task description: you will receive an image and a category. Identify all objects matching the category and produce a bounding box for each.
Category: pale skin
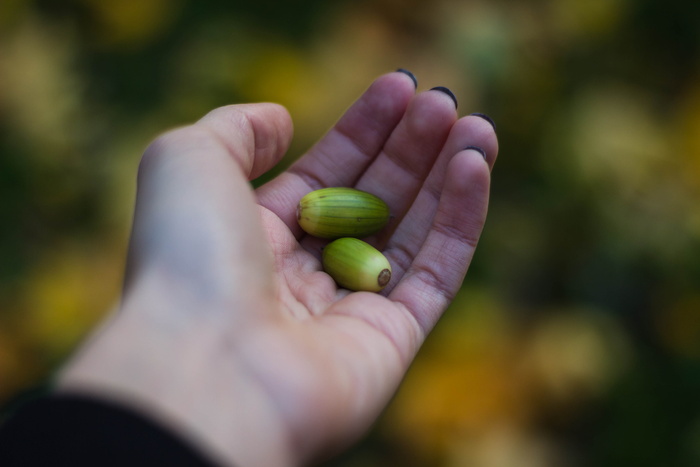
[58,71,498,466]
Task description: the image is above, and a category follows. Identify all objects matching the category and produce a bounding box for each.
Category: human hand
[58,71,498,466]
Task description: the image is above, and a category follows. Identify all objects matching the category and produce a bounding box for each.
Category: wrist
[58,301,296,467]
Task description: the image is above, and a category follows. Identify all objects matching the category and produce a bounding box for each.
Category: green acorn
[297,187,390,239]
[322,237,392,292]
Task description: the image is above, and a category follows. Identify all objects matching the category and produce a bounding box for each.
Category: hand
[58,71,498,466]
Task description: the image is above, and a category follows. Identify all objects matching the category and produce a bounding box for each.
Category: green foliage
[1,0,700,465]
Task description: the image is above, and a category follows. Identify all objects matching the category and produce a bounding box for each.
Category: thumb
[196,103,294,180]
[123,103,292,306]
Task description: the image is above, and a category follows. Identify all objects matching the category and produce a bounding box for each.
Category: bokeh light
[1,1,700,465]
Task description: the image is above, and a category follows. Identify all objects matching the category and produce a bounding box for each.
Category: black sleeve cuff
[0,394,219,466]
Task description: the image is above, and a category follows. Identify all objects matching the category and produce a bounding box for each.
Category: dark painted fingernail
[396,68,418,88]
[470,113,497,131]
[464,145,487,160]
[430,86,458,108]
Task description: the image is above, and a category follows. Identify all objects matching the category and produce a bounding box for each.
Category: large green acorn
[297,187,390,239]
[322,237,392,292]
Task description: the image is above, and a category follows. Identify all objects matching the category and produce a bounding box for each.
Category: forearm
[56,298,297,467]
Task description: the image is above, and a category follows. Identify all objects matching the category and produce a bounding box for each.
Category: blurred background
[1,0,700,465]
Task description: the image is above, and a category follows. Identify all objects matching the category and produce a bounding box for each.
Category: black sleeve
[0,394,220,466]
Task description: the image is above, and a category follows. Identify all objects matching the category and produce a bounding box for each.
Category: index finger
[255,71,417,233]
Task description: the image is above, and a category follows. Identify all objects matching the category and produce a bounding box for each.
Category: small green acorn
[297,187,390,239]
[322,237,392,292]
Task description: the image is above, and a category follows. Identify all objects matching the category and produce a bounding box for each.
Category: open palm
[61,71,498,467]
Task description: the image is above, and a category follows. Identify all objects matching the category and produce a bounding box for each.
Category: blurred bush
[1,0,700,465]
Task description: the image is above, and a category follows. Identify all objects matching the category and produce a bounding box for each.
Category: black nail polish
[470,113,497,131]
[464,145,487,160]
[396,69,418,88]
[430,86,458,109]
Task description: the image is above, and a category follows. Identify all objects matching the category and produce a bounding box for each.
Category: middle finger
[352,87,459,243]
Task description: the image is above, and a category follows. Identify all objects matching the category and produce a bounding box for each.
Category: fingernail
[396,68,418,88]
[470,113,497,131]
[464,145,487,161]
[430,86,458,109]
